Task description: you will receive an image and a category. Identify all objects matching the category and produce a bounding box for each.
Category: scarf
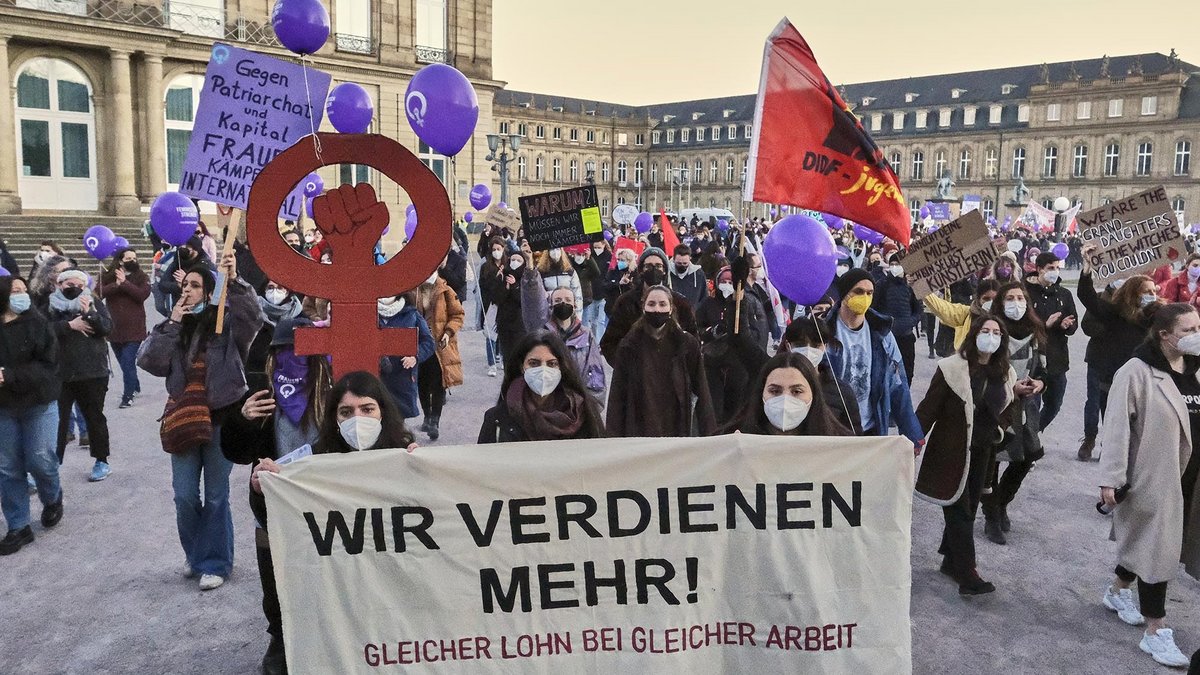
[378,298,405,318]
[504,377,585,441]
[259,295,302,325]
[273,350,310,425]
[49,288,91,314]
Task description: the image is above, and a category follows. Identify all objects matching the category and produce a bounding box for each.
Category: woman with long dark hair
[726,352,852,436]
[478,330,605,443]
[915,316,1028,595]
[137,253,264,591]
[99,247,151,409]
[777,316,861,434]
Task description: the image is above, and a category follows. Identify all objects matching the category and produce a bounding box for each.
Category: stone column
[107,49,140,215]
[143,53,166,198]
[0,36,22,213]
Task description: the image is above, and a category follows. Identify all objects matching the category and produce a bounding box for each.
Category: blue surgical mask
[191,301,208,314]
[617,260,629,270]
[8,293,30,314]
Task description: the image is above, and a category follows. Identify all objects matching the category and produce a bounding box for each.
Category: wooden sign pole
[214,205,238,334]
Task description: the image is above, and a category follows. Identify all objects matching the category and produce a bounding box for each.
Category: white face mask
[549,249,562,261]
[835,265,849,277]
[981,300,993,312]
[509,259,523,271]
[889,264,904,277]
[976,332,1002,354]
[1176,333,1200,356]
[572,254,586,264]
[1042,269,1060,284]
[338,415,382,450]
[1140,293,1157,308]
[1004,300,1026,320]
[791,346,824,367]
[718,282,735,298]
[491,250,503,260]
[264,288,288,305]
[35,251,51,264]
[523,365,562,396]
[763,395,811,432]
[377,297,405,317]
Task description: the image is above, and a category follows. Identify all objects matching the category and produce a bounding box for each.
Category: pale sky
[493,0,1200,105]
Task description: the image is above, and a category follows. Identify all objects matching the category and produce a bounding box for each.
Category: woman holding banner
[726,352,852,436]
[916,316,1026,595]
[477,330,604,443]
[777,317,861,434]
[137,253,264,591]
[921,279,1001,351]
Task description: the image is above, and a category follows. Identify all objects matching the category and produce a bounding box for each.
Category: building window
[889,151,901,175]
[634,161,644,184]
[989,105,1002,124]
[1073,144,1088,177]
[693,160,702,183]
[535,124,545,139]
[1047,103,1061,121]
[552,127,562,141]
[911,151,924,181]
[939,109,952,127]
[666,129,675,143]
[651,130,660,144]
[601,198,609,217]
[585,129,595,143]
[724,197,732,210]
[1077,101,1092,120]
[550,157,561,181]
[1103,142,1120,177]
[892,112,904,130]
[709,160,718,183]
[1012,147,1026,178]
[964,106,977,126]
[909,198,921,223]
[568,128,578,142]
[534,155,544,180]
[725,158,735,183]
[711,126,721,141]
[1172,196,1186,224]
[1141,96,1158,116]
[164,74,204,187]
[634,133,645,146]
[1176,141,1192,176]
[335,0,373,53]
[602,132,609,144]
[517,155,527,180]
[984,147,998,178]
[681,128,690,143]
[498,121,509,134]
[728,124,737,138]
[418,141,443,184]
[982,199,995,220]
[569,158,578,182]
[916,111,928,128]
[616,160,627,183]
[650,163,658,184]
[743,124,752,139]
[696,127,705,142]
[1041,197,1054,209]
[1108,99,1123,118]
[1017,104,1029,122]
[1136,142,1153,176]
[166,0,224,39]
[934,150,947,177]
[870,114,882,131]
[1043,145,1058,178]
[517,122,527,136]
[958,149,971,180]
[601,161,610,182]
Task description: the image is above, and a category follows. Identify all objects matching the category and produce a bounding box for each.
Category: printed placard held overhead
[518,185,605,251]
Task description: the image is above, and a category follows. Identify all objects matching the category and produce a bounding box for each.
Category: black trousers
[417,357,446,418]
[922,314,937,351]
[256,531,282,641]
[1115,565,1167,619]
[939,444,991,578]
[705,361,750,427]
[895,334,916,386]
[983,459,1034,509]
[56,377,110,463]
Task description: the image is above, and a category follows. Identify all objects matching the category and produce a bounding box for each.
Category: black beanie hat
[836,267,874,298]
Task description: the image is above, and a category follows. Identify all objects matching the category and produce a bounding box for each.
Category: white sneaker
[1139,628,1190,668]
[1102,585,1145,625]
[487,365,497,378]
[182,562,196,579]
[198,574,225,591]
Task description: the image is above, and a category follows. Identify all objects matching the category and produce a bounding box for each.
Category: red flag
[659,208,681,254]
[745,19,910,246]
[609,236,646,270]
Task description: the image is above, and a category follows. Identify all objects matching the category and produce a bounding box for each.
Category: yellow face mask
[845,294,872,316]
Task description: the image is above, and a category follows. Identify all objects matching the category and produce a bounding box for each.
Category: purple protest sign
[926,202,953,221]
[178,43,332,219]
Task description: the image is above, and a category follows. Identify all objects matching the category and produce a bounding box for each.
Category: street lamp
[486,133,523,206]
[1052,195,1071,238]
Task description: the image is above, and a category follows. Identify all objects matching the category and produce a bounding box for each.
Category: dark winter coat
[695,292,769,364]
[605,321,716,437]
[156,249,215,304]
[0,310,59,409]
[670,263,708,309]
[47,297,113,382]
[571,256,602,306]
[589,251,612,302]
[439,248,468,302]
[1077,272,1150,383]
[1027,279,1078,375]
[99,271,151,344]
[378,305,436,419]
[599,284,699,364]
[872,274,923,338]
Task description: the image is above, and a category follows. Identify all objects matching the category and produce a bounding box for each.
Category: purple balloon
[823,214,844,230]
[780,205,790,213]
[769,208,778,218]
[405,63,479,156]
[326,83,373,134]
[987,216,997,226]
[0,266,8,277]
[302,172,323,197]
[469,184,492,211]
[113,236,130,250]
[603,230,615,242]
[404,209,417,240]
[150,192,199,246]
[83,225,116,260]
[271,0,329,55]
[919,205,931,220]
[716,219,730,233]
[464,212,473,223]
[763,215,836,305]
[497,202,507,210]
[835,245,852,260]
[1052,242,1069,260]
[634,211,654,234]
[853,223,885,245]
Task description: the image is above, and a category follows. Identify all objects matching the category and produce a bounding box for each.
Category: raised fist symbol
[310,183,391,261]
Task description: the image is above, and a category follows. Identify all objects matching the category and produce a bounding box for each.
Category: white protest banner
[899,210,996,299]
[1077,186,1185,282]
[263,434,914,674]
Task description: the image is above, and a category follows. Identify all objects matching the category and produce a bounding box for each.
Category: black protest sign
[1076,186,1185,282]
[899,210,996,299]
[518,186,604,251]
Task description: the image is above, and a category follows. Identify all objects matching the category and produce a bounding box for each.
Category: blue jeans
[1038,372,1069,432]
[583,298,608,343]
[1083,366,1111,438]
[71,404,87,436]
[170,427,234,577]
[485,337,499,367]
[111,341,142,399]
[0,403,62,531]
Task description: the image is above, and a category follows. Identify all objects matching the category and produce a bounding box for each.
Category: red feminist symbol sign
[246,132,451,380]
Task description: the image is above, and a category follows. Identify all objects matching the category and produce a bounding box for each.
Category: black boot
[418,416,431,433]
[1077,435,1096,462]
[0,526,34,555]
[427,415,440,441]
[958,569,996,595]
[261,635,287,675]
[1000,504,1011,533]
[982,504,1006,545]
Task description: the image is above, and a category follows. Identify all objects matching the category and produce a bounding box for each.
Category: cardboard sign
[179,43,332,220]
[1076,186,1185,282]
[486,203,520,232]
[518,185,605,251]
[900,210,996,299]
[263,434,915,673]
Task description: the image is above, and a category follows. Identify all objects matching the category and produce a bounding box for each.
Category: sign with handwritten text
[1077,186,1185,282]
[899,210,996,299]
